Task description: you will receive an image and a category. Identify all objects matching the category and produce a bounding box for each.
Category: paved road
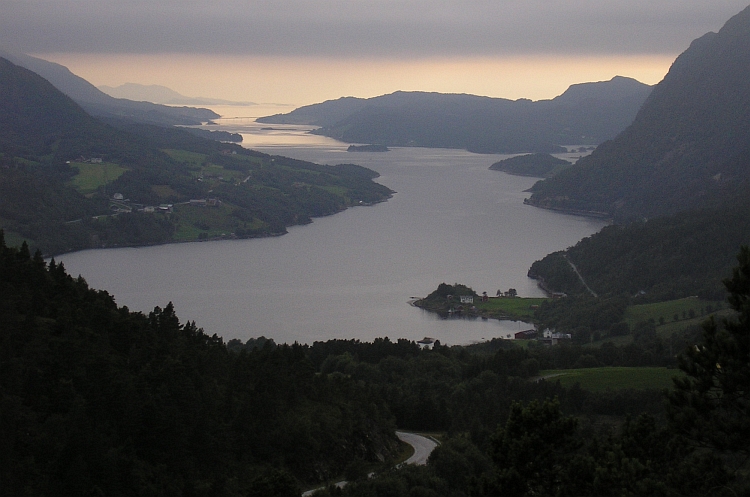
[396,431,439,466]
[302,431,438,496]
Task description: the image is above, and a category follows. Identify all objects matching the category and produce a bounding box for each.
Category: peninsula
[0,56,394,256]
[413,283,545,322]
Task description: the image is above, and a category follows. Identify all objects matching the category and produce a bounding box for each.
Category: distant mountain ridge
[0,57,124,158]
[98,82,255,106]
[0,48,219,126]
[258,77,652,154]
[0,56,392,255]
[525,5,750,220]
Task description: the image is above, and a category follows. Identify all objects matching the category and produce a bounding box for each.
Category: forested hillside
[258,77,651,154]
[528,203,750,302]
[0,234,398,495]
[3,232,749,496]
[524,5,750,321]
[0,57,392,255]
[525,5,750,221]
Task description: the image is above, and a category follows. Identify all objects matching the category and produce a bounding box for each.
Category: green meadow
[538,367,683,391]
[172,203,266,241]
[475,297,548,321]
[624,297,723,328]
[69,161,128,193]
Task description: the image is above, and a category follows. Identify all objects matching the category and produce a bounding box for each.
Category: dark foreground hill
[0,57,392,255]
[4,232,750,496]
[0,48,218,126]
[258,77,652,154]
[525,5,750,221]
[0,235,398,495]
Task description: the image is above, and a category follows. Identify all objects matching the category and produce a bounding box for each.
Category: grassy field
[151,185,180,199]
[321,185,348,197]
[580,297,730,347]
[475,297,548,321]
[69,162,127,193]
[624,297,723,328]
[538,367,683,391]
[162,149,207,168]
[172,203,265,241]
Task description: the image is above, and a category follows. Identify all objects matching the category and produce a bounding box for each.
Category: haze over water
[58,108,606,345]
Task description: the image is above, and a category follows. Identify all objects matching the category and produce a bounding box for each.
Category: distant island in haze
[98,83,256,106]
[489,153,572,178]
[347,144,390,152]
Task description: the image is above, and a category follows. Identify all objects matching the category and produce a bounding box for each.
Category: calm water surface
[58,108,606,345]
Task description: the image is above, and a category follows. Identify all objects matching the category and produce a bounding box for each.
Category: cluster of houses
[513,328,572,345]
[188,198,220,207]
[109,193,173,214]
[434,291,573,347]
[71,157,103,164]
[109,194,220,214]
[416,328,571,350]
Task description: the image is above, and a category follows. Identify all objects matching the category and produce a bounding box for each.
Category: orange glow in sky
[37,53,675,107]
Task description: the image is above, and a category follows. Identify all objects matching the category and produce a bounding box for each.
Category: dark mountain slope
[528,202,750,301]
[0,57,392,255]
[0,48,218,126]
[258,77,652,154]
[0,57,127,159]
[526,6,750,220]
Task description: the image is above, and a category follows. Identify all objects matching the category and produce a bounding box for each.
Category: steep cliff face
[526,5,750,221]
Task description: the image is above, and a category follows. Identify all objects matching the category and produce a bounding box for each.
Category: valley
[2,3,750,495]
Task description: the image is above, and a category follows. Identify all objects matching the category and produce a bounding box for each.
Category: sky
[2,1,749,107]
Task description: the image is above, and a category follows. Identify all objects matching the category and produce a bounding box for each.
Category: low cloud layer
[2,1,748,58]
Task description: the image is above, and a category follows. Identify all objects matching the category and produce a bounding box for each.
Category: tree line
[2,229,749,495]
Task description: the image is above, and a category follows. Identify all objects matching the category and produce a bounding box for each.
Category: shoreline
[522,199,612,220]
[411,296,539,325]
[42,194,392,258]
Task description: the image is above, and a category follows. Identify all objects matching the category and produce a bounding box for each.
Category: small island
[347,144,390,152]
[489,153,570,178]
[183,128,243,143]
[413,282,546,322]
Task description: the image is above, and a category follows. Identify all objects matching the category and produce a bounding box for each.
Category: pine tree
[668,246,750,457]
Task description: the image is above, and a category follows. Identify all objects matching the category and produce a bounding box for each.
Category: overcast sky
[2,1,749,106]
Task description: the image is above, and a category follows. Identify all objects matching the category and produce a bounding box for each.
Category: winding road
[302,431,438,496]
[396,431,439,466]
[563,254,598,297]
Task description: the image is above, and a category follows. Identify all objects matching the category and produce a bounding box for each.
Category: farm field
[538,367,683,391]
[624,297,723,328]
[69,161,128,194]
[475,297,548,321]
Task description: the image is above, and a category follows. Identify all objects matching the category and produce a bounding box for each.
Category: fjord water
[58,108,606,345]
